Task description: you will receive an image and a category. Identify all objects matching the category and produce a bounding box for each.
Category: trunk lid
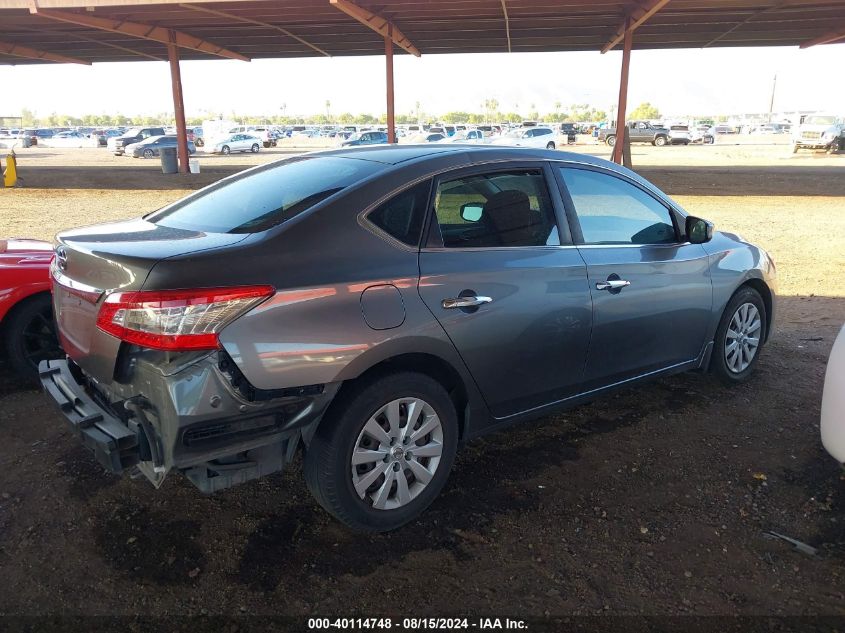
[53,217,248,380]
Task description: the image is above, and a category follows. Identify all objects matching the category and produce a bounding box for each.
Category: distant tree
[629,102,660,120]
[337,112,355,124]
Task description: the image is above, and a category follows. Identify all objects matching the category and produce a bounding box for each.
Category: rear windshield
[148,156,382,234]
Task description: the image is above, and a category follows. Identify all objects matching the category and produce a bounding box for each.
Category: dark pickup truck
[598,121,671,147]
[112,126,166,155]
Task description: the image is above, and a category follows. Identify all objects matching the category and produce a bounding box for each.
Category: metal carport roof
[1,0,844,65]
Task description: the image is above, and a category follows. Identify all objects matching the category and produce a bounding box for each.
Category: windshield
[148,156,383,234]
[805,115,837,126]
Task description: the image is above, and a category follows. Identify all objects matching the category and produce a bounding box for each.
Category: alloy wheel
[351,397,444,511]
[724,302,761,373]
[21,306,61,370]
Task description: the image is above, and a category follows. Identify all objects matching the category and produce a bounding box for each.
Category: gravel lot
[0,143,843,620]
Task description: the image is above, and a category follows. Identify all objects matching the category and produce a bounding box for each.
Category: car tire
[605,135,616,147]
[711,286,767,385]
[654,135,668,147]
[684,141,690,146]
[545,142,556,150]
[304,371,459,532]
[3,293,62,383]
[143,148,154,159]
[221,145,230,155]
[251,144,260,153]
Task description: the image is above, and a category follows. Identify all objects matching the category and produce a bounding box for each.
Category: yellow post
[3,150,18,187]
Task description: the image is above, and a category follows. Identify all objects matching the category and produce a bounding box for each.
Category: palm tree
[325,100,331,121]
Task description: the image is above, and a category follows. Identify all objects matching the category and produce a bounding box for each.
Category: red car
[0,238,62,380]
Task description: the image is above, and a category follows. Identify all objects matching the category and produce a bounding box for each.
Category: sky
[2,43,844,120]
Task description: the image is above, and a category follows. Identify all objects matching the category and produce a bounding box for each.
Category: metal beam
[329,0,420,57]
[0,38,89,64]
[385,23,395,144]
[29,7,250,61]
[167,30,190,174]
[178,3,330,57]
[500,0,511,53]
[610,17,632,165]
[800,24,845,48]
[602,0,671,54]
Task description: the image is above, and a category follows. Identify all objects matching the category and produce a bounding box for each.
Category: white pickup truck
[792,114,844,153]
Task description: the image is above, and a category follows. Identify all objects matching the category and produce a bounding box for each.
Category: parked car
[210,133,261,154]
[126,135,197,159]
[559,123,577,144]
[792,114,844,154]
[0,238,61,380]
[42,131,97,148]
[40,146,776,532]
[690,125,715,144]
[445,129,485,143]
[821,325,845,464]
[668,125,692,145]
[110,127,167,155]
[598,121,671,147]
[491,126,558,149]
[341,131,388,147]
[191,127,205,147]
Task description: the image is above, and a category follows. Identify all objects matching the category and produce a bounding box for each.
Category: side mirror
[460,203,484,222]
[686,216,714,244]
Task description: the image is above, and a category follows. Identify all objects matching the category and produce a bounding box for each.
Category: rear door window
[149,156,383,233]
[431,169,560,248]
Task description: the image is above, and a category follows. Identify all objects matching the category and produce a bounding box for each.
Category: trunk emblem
[56,246,68,271]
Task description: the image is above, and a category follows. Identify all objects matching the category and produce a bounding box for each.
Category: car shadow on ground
[3,296,843,612]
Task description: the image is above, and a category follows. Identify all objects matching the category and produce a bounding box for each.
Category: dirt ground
[0,144,844,621]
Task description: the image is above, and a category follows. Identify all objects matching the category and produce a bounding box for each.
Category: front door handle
[596,279,631,291]
[442,295,493,309]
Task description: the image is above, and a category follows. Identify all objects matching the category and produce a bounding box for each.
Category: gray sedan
[127,135,197,158]
[41,146,776,532]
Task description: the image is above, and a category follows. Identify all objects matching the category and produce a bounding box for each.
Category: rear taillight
[96,286,274,351]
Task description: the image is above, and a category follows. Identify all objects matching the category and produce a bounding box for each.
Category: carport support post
[167,30,190,174]
[385,23,396,144]
[611,17,633,166]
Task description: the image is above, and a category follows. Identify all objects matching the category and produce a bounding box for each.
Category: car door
[555,164,713,391]
[418,163,592,419]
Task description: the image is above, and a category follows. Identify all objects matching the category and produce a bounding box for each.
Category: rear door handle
[596,279,631,291]
[442,295,493,309]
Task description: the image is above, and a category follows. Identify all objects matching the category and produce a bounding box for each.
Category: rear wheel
[711,286,767,384]
[654,135,668,147]
[143,148,154,159]
[545,141,556,150]
[221,145,230,155]
[251,143,260,153]
[304,372,458,532]
[3,293,62,383]
[605,135,616,147]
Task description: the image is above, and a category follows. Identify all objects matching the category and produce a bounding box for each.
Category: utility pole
[768,74,777,123]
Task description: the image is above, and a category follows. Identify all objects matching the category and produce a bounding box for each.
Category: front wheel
[251,143,260,153]
[143,148,154,159]
[304,372,458,532]
[711,286,767,385]
[605,135,616,147]
[545,141,556,150]
[221,145,230,155]
[654,135,667,147]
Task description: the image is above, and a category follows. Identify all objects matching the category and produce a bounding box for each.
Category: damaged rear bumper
[39,359,139,474]
[39,354,339,493]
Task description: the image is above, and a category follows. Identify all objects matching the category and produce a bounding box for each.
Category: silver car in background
[210,133,261,155]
